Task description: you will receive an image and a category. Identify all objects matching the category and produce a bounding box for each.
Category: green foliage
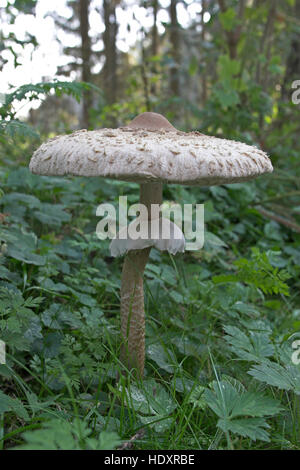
[0,81,99,140]
[0,150,298,450]
[219,8,239,32]
[224,324,275,362]
[13,419,121,450]
[0,391,29,421]
[224,321,300,395]
[0,120,39,139]
[4,0,37,16]
[249,362,300,395]
[204,380,282,442]
[119,378,177,433]
[213,248,291,296]
[0,287,43,352]
[3,82,92,113]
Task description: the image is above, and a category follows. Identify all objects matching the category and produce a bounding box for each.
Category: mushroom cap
[29,112,273,186]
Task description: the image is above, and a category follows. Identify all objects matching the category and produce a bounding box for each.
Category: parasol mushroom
[29,112,273,376]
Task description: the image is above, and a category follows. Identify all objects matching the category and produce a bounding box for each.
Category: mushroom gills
[110,217,186,257]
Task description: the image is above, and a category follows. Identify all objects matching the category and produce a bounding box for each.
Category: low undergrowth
[0,154,299,450]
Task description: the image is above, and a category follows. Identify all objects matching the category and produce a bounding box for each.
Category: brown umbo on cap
[29,112,273,186]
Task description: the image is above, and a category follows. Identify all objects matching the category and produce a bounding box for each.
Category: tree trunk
[150,0,159,95]
[103,0,118,106]
[169,0,180,97]
[281,0,300,99]
[201,0,207,104]
[218,0,245,60]
[79,0,92,129]
[256,0,277,88]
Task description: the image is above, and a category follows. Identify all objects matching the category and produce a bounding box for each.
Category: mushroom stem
[120,182,163,376]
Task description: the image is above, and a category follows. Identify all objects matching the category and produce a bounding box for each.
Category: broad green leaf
[147,343,177,373]
[248,362,300,395]
[204,380,281,442]
[224,324,274,362]
[122,379,176,433]
[230,392,282,418]
[218,417,270,442]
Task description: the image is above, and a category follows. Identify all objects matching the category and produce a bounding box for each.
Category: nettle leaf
[0,264,16,282]
[33,203,71,228]
[5,167,37,190]
[1,192,41,209]
[0,226,46,266]
[204,380,282,442]
[139,414,173,433]
[53,241,82,260]
[221,375,246,394]
[226,183,256,205]
[40,279,70,294]
[7,246,46,266]
[71,291,97,308]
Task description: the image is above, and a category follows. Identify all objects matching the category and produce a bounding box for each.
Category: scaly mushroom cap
[29,112,273,186]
